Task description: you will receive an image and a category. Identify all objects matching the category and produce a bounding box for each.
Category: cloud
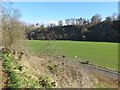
[23,20,66,27]
[36,20,58,26]
[35,20,66,26]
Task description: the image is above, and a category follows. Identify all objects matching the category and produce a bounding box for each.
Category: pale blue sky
[3,2,118,25]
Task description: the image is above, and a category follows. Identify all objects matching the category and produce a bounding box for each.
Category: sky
[3,2,118,26]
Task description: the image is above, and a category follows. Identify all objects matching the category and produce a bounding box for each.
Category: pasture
[26,40,118,71]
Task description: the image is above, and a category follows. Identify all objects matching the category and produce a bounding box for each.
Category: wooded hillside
[26,20,120,42]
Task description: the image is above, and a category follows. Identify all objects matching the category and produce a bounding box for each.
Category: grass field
[26,40,118,71]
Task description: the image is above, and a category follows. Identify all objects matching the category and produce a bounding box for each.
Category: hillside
[26,20,120,42]
[1,47,119,88]
[1,48,97,88]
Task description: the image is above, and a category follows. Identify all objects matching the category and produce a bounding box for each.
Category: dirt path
[80,63,120,80]
[80,63,119,87]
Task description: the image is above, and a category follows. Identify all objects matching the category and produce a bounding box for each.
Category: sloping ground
[1,50,54,88]
[1,48,97,88]
[1,48,119,88]
[28,55,119,88]
[27,55,96,88]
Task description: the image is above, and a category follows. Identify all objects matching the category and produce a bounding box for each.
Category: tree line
[26,13,120,42]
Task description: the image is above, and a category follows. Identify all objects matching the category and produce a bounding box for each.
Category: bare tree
[106,16,112,22]
[65,19,70,25]
[117,14,120,20]
[49,23,55,28]
[2,7,25,49]
[70,18,75,25]
[58,20,63,26]
[111,13,118,21]
[91,14,102,25]
[75,18,83,26]
[0,1,2,47]
[79,17,83,25]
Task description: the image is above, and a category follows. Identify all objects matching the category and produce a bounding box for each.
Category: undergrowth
[1,53,54,88]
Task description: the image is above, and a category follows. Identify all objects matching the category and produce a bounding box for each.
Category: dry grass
[91,71,119,88]
[27,55,96,88]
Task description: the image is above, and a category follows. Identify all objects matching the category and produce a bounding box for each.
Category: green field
[26,40,118,71]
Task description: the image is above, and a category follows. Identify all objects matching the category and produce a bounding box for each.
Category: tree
[36,23,39,29]
[25,24,36,32]
[52,23,56,27]
[117,14,120,20]
[79,17,83,25]
[86,20,90,26]
[91,14,102,25]
[75,19,79,25]
[111,13,118,21]
[83,19,87,26]
[0,2,2,47]
[106,16,112,23]
[65,19,70,25]
[2,7,24,48]
[49,23,56,28]
[70,18,75,25]
[58,20,63,26]
[39,24,44,30]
